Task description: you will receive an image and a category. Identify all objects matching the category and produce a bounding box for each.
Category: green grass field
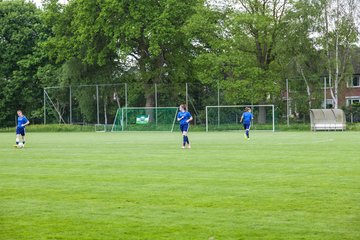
[1,131,359,239]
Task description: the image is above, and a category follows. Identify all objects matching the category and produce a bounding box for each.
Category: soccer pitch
[0,131,359,239]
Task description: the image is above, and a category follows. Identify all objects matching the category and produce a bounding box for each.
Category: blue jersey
[242,112,253,124]
[17,116,28,129]
[177,111,192,125]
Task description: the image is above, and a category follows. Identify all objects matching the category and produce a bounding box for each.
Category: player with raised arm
[15,110,30,148]
[240,107,253,140]
[177,104,193,149]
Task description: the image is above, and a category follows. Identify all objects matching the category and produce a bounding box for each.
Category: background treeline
[1,0,359,127]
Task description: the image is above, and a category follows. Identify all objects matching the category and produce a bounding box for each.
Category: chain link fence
[43,79,360,130]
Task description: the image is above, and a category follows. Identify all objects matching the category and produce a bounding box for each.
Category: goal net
[310,109,346,131]
[206,105,275,132]
[111,107,178,132]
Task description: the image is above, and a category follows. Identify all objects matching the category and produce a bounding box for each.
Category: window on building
[353,76,360,87]
[349,76,360,87]
[346,97,360,106]
[323,76,331,87]
[322,99,334,108]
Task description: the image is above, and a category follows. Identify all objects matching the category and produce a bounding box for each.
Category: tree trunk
[258,106,266,124]
[334,0,339,109]
[299,65,312,109]
[114,90,121,109]
[324,2,336,108]
[145,90,155,121]
[104,98,107,125]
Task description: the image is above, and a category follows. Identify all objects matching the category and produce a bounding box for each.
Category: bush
[0,124,94,132]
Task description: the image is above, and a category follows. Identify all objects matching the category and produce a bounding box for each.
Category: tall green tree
[44,0,201,110]
[186,0,289,118]
[277,0,359,111]
[320,0,358,109]
[276,0,325,115]
[41,0,128,123]
[0,0,45,126]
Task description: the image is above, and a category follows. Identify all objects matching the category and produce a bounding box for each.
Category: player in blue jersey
[240,107,253,140]
[15,110,30,147]
[177,104,193,149]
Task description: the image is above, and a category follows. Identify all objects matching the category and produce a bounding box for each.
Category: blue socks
[183,136,190,146]
[246,130,249,138]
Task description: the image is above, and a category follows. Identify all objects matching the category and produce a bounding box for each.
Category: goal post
[111,108,122,132]
[206,105,275,132]
[111,107,178,132]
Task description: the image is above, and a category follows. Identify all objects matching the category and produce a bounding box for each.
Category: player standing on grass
[177,104,193,149]
[240,107,253,140]
[15,110,30,147]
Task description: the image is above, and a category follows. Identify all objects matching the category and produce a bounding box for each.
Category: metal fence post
[43,88,46,124]
[186,82,188,107]
[324,77,327,109]
[69,86,72,124]
[217,80,220,127]
[155,83,158,126]
[125,83,128,108]
[96,84,99,124]
[286,78,289,126]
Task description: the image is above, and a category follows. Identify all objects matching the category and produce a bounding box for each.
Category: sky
[30,0,68,7]
[30,0,228,8]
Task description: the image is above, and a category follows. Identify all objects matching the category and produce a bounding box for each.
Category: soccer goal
[310,109,346,131]
[205,105,275,132]
[111,107,178,132]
